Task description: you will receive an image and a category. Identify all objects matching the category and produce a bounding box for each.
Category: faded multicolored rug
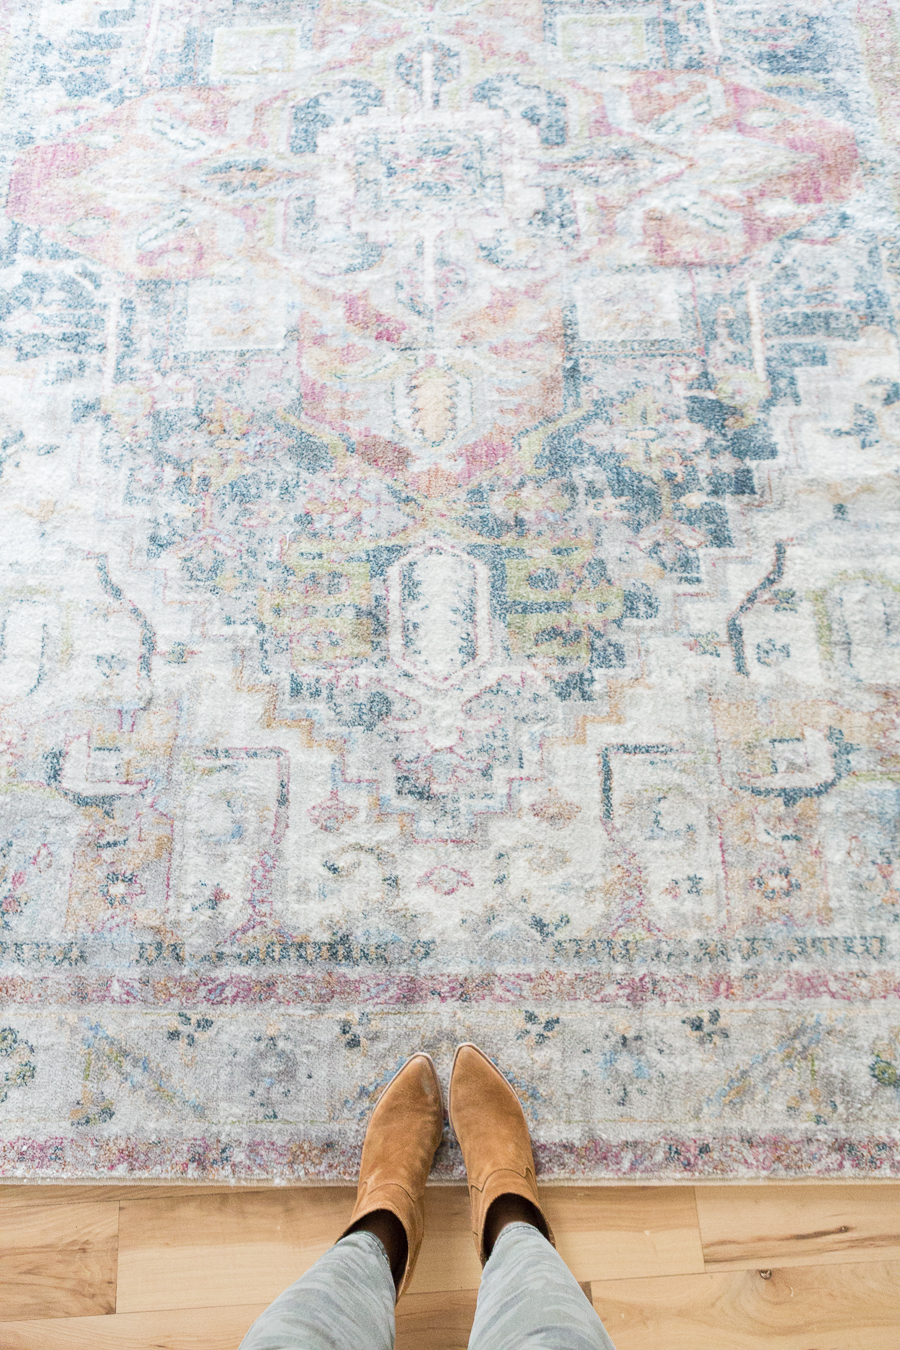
[0,0,898,1182]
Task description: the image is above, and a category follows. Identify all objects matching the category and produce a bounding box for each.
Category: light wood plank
[590,1258,900,1350]
[0,1192,118,1321]
[115,1187,356,1314]
[696,1182,900,1270]
[0,1184,257,1204]
[408,1188,483,1293]
[396,1289,478,1350]
[0,1304,264,1349]
[115,1185,483,1310]
[542,1186,705,1283]
[410,1185,705,1293]
[114,1182,708,1311]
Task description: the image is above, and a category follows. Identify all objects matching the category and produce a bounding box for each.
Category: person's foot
[448,1042,554,1263]
[339,1053,444,1296]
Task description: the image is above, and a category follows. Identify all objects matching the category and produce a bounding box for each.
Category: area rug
[0,0,898,1182]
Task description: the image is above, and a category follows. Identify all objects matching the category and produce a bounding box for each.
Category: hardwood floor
[1,1181,898,1348]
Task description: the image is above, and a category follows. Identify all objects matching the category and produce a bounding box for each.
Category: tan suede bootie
[448,1042,554,1263]
[339,1052,444,1296]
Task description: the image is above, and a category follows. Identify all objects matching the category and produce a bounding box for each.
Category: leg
[239,1228,395,1350]
[449,1043,616,1348]
[468,1222,617,1350]
[241,1051,444,1348]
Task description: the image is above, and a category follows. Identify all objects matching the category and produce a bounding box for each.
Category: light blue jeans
[239,1222,617,1350]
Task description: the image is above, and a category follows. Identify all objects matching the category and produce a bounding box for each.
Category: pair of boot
[339,1043,554,1296]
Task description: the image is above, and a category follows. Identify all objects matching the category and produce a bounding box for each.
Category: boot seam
[468,1165,532,1194]
[359,1179,417,1207]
